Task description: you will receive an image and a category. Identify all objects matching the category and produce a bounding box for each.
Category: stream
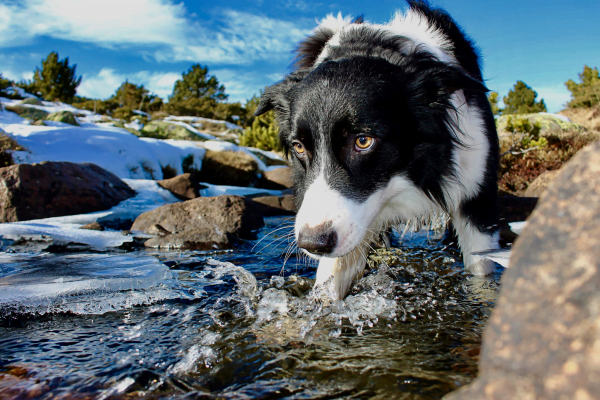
[0,216,502,399]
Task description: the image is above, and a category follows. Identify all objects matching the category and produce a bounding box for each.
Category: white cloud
[77,69,180,100]
[0,0,188,48]
[535,84,571,113]
[0,1,309,66]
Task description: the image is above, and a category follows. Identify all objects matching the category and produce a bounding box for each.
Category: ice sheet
[0,253,206,316]
[199,182,282,197]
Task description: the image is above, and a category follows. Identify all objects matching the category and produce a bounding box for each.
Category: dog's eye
[293,141,306,155]
[355,136,374,151]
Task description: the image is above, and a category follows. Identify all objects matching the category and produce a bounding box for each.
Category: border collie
[255,1,500,300]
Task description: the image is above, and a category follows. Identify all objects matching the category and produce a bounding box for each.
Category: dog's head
[255,53,487,259]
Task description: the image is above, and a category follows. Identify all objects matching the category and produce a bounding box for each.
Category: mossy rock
[45,111,79,126]
[140,121,206,141]
[19,97,43,106]
[198,150,259,187]
[4,105,49,121]
[496,113,586,139]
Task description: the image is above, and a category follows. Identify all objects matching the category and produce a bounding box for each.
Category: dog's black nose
[298,224,337,255]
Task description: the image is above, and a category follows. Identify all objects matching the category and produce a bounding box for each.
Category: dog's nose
[298,223,337,255]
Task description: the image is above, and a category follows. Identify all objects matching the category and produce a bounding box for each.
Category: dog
[254,1,500,300]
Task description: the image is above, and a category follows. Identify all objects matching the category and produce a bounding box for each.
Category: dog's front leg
[314,246,368,300]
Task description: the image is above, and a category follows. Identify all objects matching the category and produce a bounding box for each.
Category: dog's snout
[298,223,337,255]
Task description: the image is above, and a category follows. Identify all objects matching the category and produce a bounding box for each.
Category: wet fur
[255,1,500,300]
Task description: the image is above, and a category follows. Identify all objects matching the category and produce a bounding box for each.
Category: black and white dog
[255,1,500,300]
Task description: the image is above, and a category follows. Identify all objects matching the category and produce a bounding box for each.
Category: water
[0,217,502,399]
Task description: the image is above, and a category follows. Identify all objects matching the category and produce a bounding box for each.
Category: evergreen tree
[32,52,81,103]
[239,109,282,152]
[487,91,502,115]
[106,80,162,119]
[503,81,547,114]
[565,65,600,108]
[166,64,227,117]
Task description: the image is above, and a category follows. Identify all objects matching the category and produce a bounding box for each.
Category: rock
[523,169,560,198]
[156,173,204,201]
[31,120,46,126]
[559,105,600,132]
[140,121,205,141]
[19,98,43,106]
[446,139,600,400]
[131,195,264,250]
[251,195,295,216]
[45,111,79,126]
[80,222,104,231]
[0,161,136,222]
[4,105,49,121]
[258,167,293,190]
[198,150,259,187]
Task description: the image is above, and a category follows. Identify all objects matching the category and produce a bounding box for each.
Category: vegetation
[239,110,282,152]
[504,117,547,150]
[487,91,502,116]
[32,52,81,103]
[565,65,600,108]
[503,81,547,115]
[0,130,24,167]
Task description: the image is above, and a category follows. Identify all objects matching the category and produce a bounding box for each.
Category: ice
[509,221,527,235]
[199,182,282,197]
[472,248,512,268]
[0,222,133,248]
[0,253,199,316]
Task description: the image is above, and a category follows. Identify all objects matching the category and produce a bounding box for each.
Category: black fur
[256,1,500,263]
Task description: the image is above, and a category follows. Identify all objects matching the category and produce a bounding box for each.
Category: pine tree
[565,65,600,108]
[32,52,81,103]
[503,81,547,115]
[106,80,162,119]
[166,64,227,117]
[487,91,502,115]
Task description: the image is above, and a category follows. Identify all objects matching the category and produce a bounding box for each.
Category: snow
[165,115,242,131]
[2,86,37,99]
[125,120,144,131]
[472,248,512,268]
[1,97,93,116]
[509,221,527,235]
[1,109,205,180]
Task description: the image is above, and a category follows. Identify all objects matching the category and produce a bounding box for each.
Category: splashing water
[0,217,502,399]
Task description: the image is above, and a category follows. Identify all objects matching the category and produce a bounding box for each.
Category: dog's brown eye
[293,141,305,154]
[355,136,374,150]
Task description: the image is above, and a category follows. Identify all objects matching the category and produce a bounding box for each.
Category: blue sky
[0,0,598,112]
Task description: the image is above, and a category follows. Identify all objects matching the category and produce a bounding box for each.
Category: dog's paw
[466,256,497,276]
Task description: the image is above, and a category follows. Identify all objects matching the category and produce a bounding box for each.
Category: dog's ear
[254,70,310,116]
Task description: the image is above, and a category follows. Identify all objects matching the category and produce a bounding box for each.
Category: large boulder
[258,167,293,190]
[446,139,600,400]
[45,111,79,126]
[250,194,295,216]
[140,121,205,141]
[0,161,136,222]
[198,150,259,187]
[156,173,204,201]
[131,195,264,250]
[523,169,560,197]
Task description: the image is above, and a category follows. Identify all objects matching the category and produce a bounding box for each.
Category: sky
[0,0,598,112]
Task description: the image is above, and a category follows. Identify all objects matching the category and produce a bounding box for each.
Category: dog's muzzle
[297,222,337,256]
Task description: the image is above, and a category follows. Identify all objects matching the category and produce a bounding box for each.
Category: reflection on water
[0,217,502,399]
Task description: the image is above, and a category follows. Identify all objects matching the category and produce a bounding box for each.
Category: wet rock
[250,195,295,216]
[523,169,560,198]
[131,195,264,250]
[80,222,104,231]
[198,150,259,187]
[45,111,79,126]
[156,173,204,201]
[446,139,600,400]
[258,167,293,190]
[0,161,136,222]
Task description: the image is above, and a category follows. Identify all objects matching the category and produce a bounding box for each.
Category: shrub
[565,65,600,108]
[505,117,547,150]
[32,51,81,103]
[487,91,502,115]
[239,110,282,152]
[503,81,547,115]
